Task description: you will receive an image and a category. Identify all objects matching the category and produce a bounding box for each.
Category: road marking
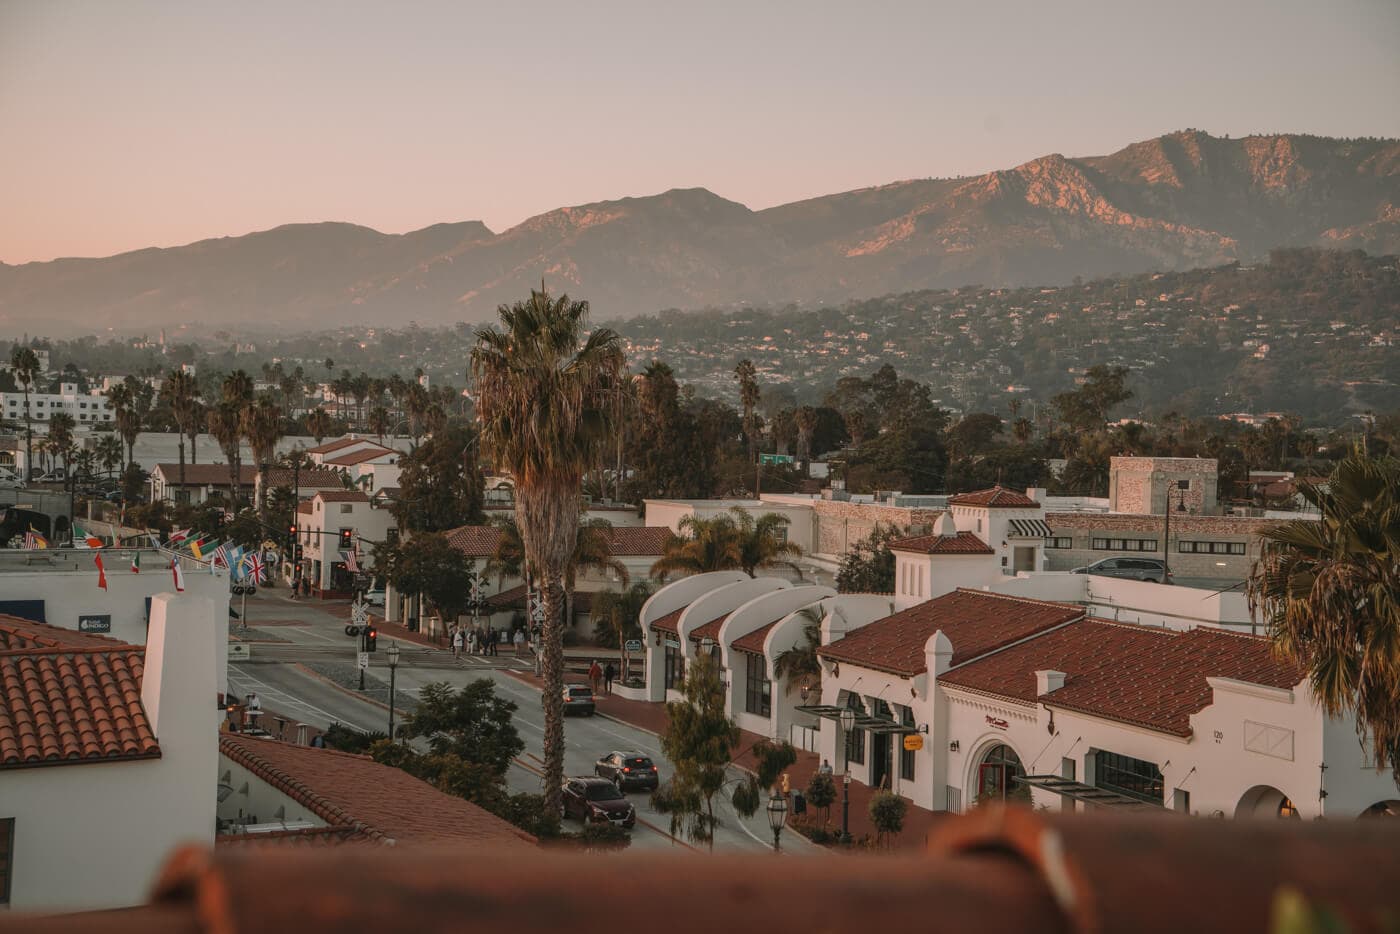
[227,668,380,733]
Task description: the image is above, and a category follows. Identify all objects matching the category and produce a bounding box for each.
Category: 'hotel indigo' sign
[78,614,112,634]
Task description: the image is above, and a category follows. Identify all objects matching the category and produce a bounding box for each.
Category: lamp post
[386,641,401,740]
[766,790,788,853]
[1162,485,1187,583]
[839,706,856,844]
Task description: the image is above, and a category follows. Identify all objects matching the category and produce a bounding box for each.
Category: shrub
[805,771,837,826]
[578,822,631,852]
[869,791,908,848]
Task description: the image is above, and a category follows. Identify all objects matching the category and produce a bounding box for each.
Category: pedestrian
[603,661,615,695]
[489,627,499,656]
[467,629,477,656]
[588,659,602,695]
[452,627,464,659]
[819,758,834,776]
[513,627,525,656]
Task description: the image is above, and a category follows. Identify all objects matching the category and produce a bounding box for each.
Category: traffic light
[339,528,354,550]
[288,524,298,538]
[364,625,378,652]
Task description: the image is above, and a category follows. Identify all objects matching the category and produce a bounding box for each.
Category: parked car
[0,477,20,490]
[1072,556,1172,583]
[561,777,636,828]
[562,684,596,717]
[363,588,386,607]
[594,751,659,791]
[35,470,66,483]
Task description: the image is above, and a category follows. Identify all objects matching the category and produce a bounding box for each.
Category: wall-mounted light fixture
[949,740,960,752]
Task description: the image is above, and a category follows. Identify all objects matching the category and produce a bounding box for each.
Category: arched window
[976,743,1026,804]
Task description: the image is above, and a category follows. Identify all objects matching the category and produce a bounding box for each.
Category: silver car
[1072,556,1172,583]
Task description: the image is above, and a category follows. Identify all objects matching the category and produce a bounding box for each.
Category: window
[1176,479,1191,490]
[1045,536,1073,549]
[1179,541,1246,555]
[1092,750,1163,803]
[1093,538,1156,551]
[0,817,11,905]
[899,707,916,781]
[744,654,770,717]
[844,695,866,765]
[340,503,353,514]
[664,642,685,690]
[771,526,788,545]
[917,565,925,597]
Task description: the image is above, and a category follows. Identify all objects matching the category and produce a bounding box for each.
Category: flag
[168,528,190,545]
[190,538,207,560]
[212,543,229,569]
[130,552,140,574]
[73,524,104,548]
[228,546,245,579]
[344,549,359,573]
[171,558,185,593]
[246,553,265,583]
[95,554,107,590]
[25,527,49,550]
[147,533,162,549]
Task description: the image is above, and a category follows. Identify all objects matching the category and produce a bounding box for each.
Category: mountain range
[3,130,1397,336]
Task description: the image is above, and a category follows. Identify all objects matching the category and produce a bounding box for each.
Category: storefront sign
[903,734,924,752]
[78,614,111,633]
[624,640,643,653]
[985,715,1009,731]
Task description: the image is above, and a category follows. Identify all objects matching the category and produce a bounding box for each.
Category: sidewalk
[505,672,948,851]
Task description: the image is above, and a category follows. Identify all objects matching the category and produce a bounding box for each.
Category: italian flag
[171,559,185,593]
[130,552,140,574]
[95,554,107,591]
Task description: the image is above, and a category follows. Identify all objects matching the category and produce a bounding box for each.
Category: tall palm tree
[368,406,390,443]
[1248,449,1400,780]
[772,605,824,695]
[185,399,205,465]
[306,407,333,444]
[222,371,254,497]
[731,507,803,577]
[590,581,653,682]
[472,286,625,816]
[734,359,761,494]
[564,518,629,631]
[241,395,284,520]
[485,514,526,589]
[207,401,244,505]
[46,413,76,479]
[650,513,744,581]
[105,381,143,466]
[159,369,199,492]
[95,434,123,478]
[794,405,818,463]
[10,347,40,480]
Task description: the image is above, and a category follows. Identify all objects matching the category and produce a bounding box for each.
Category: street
[228,590,809,854]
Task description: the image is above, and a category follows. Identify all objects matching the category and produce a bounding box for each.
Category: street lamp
[386,641,401,740]
[766,790,788,853]
[838,706,856,844]
[1163,484,1187,583]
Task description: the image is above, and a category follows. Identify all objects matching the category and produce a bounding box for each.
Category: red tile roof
[948,487,1040,508]
[443,525,505,557]
[688,612,733,644]
[322,447,399,467]
[731,619,779,655]
[817,590,1084,677]
[305,437,363,455]
[607,526,676,556]
[648,608,684,635]
[296,501,314,516]
[218,735,535,848]
[0,616,159,769]
[487,584,527,609]
[890,531,994,555]
[940,620,1305,737]
[153,464,347,490]
[315,490,370,504]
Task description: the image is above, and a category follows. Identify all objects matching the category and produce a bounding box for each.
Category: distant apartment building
[0,382,114,425]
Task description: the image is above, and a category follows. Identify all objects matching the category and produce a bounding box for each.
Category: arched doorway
[974,743,1026,805]
[1235,785,1301,819]
[1360,800,1400,819]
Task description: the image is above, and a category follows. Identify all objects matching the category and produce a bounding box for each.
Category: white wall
[639,571,748,701]
[218,754,329,830]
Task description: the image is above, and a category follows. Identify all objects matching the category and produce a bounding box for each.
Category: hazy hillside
[2,130,1397,335]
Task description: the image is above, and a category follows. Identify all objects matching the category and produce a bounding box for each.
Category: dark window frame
[664,642,685,690]
[1044,536,1073,549]
[0,816,12,905]
[744,653,771,717]
[844,695,866,766]
[899,707,916,781]
[1093,750,1163,803]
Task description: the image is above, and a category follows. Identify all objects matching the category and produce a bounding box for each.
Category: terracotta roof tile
[648,608,684,635]
[948,486,1041,508]
[688,612,733,644]
[487,584,527,609]
[268,468,346,490]
[153,464,347,490]
[940,620,1305,737]
[817,590,1084,677]
[218,735,535,848]
[443,525,504,557]
[305,437,363,455]
[0,614,127,651]
[322,447,399,467]
[314,490,370,503]
[890,531,994,555]
[606,527,676,556]
[732,620,779,655]
[296,501,314,516]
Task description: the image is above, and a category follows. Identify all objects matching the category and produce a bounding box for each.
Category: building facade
[0,383,113,426]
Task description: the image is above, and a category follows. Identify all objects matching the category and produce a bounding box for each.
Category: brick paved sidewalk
[506,672,948,851]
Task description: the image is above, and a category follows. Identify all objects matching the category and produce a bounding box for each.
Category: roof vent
[1036,669,1067,695]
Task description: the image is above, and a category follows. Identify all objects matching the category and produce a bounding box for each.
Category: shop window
[744,654,771,717]
[1092,750,1163,803]
[899,707,916,781]
[844,695,866,766]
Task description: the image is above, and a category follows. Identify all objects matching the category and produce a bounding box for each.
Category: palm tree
[185,399,205,465]
[1247,449,1400,781]
[472,285,625,817]
[95,434,122,478]
[735,359,761,494]
[105,381,142,466]
[368,405,390,443]
[206,402,244,505]
[650,513,744,581]
[565,518,629,631]
[10,347,40,480]
[772,605,824,695]
[306,407,333,444]
[794,405,818,463]
[159,369,199,492]
[222,371,254,495]
[732,508,803,577]
[485,514,526,589]
[241,395,284,520]
[590,582,653,682]
[46,413,76,478]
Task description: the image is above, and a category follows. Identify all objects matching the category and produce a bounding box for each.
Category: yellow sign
[903,734,924,752]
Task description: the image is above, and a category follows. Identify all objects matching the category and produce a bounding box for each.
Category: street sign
[357,652,369,670]
[623,639,643,653]
[903,734,925,752]
[351,601,369,626]
[228,643,252,660]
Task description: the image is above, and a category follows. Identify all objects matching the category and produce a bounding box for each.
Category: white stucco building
[296,490,396,595]
[0,382,113,427]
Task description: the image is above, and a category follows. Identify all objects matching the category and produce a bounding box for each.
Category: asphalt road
[229,591,808,854]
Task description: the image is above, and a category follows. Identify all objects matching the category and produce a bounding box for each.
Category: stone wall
[1109,457,1219,515]
[811,500,939,557]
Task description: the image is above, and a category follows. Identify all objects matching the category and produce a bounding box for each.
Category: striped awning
[1008,518,1053,538]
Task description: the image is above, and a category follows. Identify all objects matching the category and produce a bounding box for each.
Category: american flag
[344,548,359,573]
[23,528,48,550]
[212,543,230,569]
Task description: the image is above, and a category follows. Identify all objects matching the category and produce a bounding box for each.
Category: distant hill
[3,130,1397,335]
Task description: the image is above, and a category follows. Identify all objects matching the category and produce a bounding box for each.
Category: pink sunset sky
[2,0,1397,264]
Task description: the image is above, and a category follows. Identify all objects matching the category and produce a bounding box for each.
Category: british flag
[244,552,265,583]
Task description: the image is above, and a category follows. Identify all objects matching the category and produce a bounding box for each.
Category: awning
[794,704,919,735]
[1008,518,1054,538]
[1015,775,1164,812]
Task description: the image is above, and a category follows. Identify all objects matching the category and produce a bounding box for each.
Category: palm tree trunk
[539,574,566,817]
[177,435,186,491]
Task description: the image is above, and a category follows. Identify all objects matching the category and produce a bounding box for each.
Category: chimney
[1026,487,1047,504]
[1035,669,1067,695]
[925,630,954,677]
[933,512,957,538]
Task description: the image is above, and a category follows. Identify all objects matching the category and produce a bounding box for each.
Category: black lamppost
[387,641,401,740]
[1163,485,1187,582]
[839,706,856,844]
[766,790,788,853]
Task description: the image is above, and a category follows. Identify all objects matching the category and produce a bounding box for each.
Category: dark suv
[561,777,636,828]
[594,751,659,791]
[1072,556,1172,583]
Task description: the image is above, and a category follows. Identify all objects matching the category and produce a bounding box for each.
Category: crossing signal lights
[364,625,378,652]
[340,528,354,550]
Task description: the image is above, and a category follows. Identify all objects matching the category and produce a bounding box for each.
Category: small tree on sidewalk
[869,790,907,849]
[655,653,737,850]
[806,771,837,827]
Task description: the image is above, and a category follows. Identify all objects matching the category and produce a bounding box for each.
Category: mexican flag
[73,524,105,548]
[130,552,140,574]
[171,559,185,593]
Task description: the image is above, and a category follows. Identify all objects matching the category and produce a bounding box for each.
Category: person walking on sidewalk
[513,627,525,656]
[603,661,615,695]
[452,627,464,660]
[588,659,603,696]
